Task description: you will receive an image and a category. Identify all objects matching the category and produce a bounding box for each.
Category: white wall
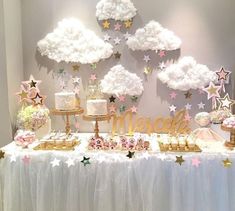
[0,0,12,146]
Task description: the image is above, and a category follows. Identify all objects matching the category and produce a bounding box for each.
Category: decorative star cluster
[16,75,46,106]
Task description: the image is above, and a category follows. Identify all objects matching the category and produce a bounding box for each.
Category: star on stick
[175,156,185,165]
[16,87,29,103]
[203,82,221,99]
[0,150,5,159]
[217,93,234,110]
[216,67,231,81]
[81,156,90,166]
[31,92,45,106]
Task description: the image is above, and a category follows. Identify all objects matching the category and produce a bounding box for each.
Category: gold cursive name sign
[111,110,191,136]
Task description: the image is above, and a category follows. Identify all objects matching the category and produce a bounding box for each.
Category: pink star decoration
[114,22,122,31]
[216,67,231,81]
[22,155,30,165]
[192,158,201,167]
[130,105,137,113]
[90,74,97,81]
[109,104,116,113]
[118,95,126,102]
[158,50,166,58]
[169,91,177,100]
[184,113,192,122]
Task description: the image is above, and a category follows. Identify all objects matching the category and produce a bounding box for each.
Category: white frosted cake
[87,99,107,115]
[55,92,76,110]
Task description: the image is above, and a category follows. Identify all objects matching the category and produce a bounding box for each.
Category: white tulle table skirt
[1,134,235,211]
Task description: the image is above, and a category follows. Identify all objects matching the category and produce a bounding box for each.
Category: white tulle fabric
[0,134,235,211]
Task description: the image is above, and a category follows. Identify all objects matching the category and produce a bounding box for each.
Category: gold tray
[34,140,80,151]
[159,143,202,153]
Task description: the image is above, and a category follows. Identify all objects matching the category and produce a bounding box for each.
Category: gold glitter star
[144,66,152,75]
[72,65,80,72]
[223,158,232,168]
[175,156,185,165]
[124,20,133,28]
[0,150,5,159]
[114,51,121,59]
[17,89,28,102]
[102,20,110,29]
[184,91,192,99]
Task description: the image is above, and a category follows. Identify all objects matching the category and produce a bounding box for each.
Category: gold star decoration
[16,87,29,103]
[175,156,185,165]
[144,66,153,75]
[22,75,41,90]
[72,65,80,72]
[114,51,121,59]
[124,19,133,28]
[217,93,235,111]
[91,63,97,70]
[102,20,110,29]
[184,91,192,99]
[203,82,221,99]
[0,150,5,159]
[31,92,45,106]
[223,158,232,168]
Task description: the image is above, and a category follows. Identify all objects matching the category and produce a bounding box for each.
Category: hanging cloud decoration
[157,57,217,91]
[127,21,182,51]
[101,65,144,96]
[37,18,113,64]
[96,0,137,21]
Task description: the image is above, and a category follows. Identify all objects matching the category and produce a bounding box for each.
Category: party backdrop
[20,0,235,133]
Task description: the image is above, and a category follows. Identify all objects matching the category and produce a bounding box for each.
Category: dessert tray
[159,142,202,153]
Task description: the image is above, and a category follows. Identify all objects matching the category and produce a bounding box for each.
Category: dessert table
[0,133,235,211]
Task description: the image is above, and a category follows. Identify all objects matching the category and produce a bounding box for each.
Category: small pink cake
[223,116,235,129]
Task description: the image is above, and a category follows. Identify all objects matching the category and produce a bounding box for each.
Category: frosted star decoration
[158,57,217,91]
[96,0,137,21]
[127,21,181,52]
[203,82,221,100]
[37,18,113,64]
[100,65,144,96]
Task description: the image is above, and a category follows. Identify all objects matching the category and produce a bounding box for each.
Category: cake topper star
[23,75,41,90]
[223,158,232,168]
[72,65,80,72]
[203,82,221,100]
[109,95,116,103]
[175,155,184,165]
[114,22,122,31]
[102,20,110,29]
[31,92,45,106]
[217,93,234,110]
[81,156,91,166]
[216,67,231,81]
[16,86,29,103]
[126,151,135,159]
[124,19,133,28]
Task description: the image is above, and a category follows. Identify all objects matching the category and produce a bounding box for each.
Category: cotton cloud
[37,18,113,64]
[100,65,144,96]
[126,21,181,51]
[96,0,137,21]
[157,57,216,91]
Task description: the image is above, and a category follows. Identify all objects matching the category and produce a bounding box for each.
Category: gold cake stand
[83,114,111,138]
[221,125,235,148]
[51,108,84,134]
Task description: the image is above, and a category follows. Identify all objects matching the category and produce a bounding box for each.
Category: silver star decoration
[169,105,177,112]
[143,55,151,63]
[51,158,60,167]
[198,102,205,110]
[159,62,166,70]
[123,32,131,40]
[113,37,121,45]
[65,158,75,168]
[158,153,167,161]
[10,154,16,163]
[72,77,80,87]
[185,103,192,110]
[104,34,111,41]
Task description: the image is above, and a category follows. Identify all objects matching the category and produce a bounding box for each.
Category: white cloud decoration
[157,56,217,91]
[37,18,113,64]
[100,65,144,96]
[96,0,137,21]
[126,20,182,51]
